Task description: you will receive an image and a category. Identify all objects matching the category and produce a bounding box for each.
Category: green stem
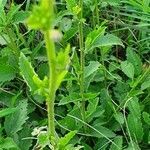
[101,50,107,87]
[95,0,99,26]
[44,31,57,142]
[44,0,56,147]
[78,0,86,126]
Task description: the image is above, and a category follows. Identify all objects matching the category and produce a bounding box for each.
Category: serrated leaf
[58,130,77,149]
[0,64,16,82]
[0,108,17,118]
[17,124,32,150]
[19,52,39,92]
[121,61,134,79]
[4,100,28,136]
[127,114,143,142]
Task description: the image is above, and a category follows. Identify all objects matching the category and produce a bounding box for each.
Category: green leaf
[0,137,19,149]
[110,136,123,150]
[93,34,124,49]
[55,45,70,89]
[0,34,10,45]
[0,64,16,82]
[58,130,77,149]
[127,97,141,117]
[60,17,72,32]
[85,27,124,52]
[38,132,49,148]
[121,61,134,79]
[59,92,99,105]
[114,112,124,124]
[6,4,21,24]
[4,100,28,136]
[84,61,100,78]
[85,26,106,52]
[65,0,76,12]
[63,26,78,42]
[90,124,116,138]
[13,10,29,24]
[141,76,150,90]
[19,52,40,93]
[59,93,81,105]
[17,124,32,150]
[86,98,99,118]
[142,112,150,126]
[127,114,144,142]
[126,47,142,76]
[0,108,17,118]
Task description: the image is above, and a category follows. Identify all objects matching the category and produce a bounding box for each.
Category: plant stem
[44,0,56,146]
[95,0,99,26]
[78,0,86,126]
[44,31,57,143]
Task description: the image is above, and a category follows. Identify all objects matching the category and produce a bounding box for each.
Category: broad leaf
[127,97,141,117]
[90,124,116,138]
[4,100,28,136]
[126,47,142,76]
[17,124,32,150]
[121,61,134,79]
[93,34,124,49]
[85,26,106,52]
[127,114,144,142]
[0,64,16,82]
[141,76,150,90]
[142,112,150,126]
[114,112,124,124]
[85,29,124,52]
[84,61,100,78]
[110,136,123,150]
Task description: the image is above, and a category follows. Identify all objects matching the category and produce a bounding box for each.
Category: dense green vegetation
[0,0,150,149]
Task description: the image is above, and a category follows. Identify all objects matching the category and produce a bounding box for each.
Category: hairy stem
[44,0,56,147]
[44,30,57,143]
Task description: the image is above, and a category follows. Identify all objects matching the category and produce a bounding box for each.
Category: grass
[0,0,150,149]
